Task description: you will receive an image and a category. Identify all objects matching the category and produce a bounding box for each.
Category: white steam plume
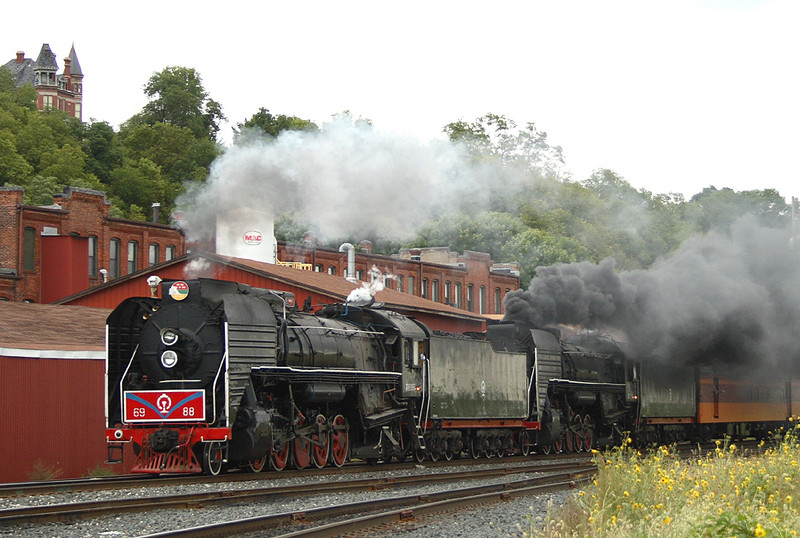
[177,119,493,244]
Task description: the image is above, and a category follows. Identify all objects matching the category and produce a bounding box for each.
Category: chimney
[63,57,71,77]
[16,51,24,63]
[151,202,161,223]
[303,231,317,247]
[359,240,373,255]
[339,243,357,282]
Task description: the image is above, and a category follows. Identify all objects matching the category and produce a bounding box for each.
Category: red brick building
[0,185,519,316]
[278,238,520,317]
[3,43,84,119]
[0,186,185,303]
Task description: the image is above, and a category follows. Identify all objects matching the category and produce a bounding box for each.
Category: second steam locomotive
[105,278,795,474]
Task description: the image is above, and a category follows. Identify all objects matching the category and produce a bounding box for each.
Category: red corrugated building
[0,301,110,483]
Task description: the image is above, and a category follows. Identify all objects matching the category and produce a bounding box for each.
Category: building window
[467,284,474,312]
[42,95,53,109]
[149,243,159,266]
[455,282,462,309]
[315,264,323,272]
[445,281,452,305]
[127,241,139,274]
[328,265,336,275]
[356,269,364,281]
[479,286,486,315]
[495,287,502,314]
[88,235,98,276]
[421,278,428,299]
[432,279,439,302]
[165,245,176,261]
[397,274,404,293]
[408,276,415,295]
[109,238,120,278]
[23,227,35,271]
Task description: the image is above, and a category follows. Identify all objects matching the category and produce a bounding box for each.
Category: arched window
[127,241,139,274]
[109,238,120,278]
[23,227,35,271]
[149,243,159,266]
[88,235,98,277]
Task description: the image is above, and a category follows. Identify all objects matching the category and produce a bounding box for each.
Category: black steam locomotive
[105,278,789,474]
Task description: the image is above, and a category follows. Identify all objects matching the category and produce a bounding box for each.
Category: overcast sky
[4,0,799,201]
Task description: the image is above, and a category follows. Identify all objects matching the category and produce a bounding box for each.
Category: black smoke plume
[504,215,800,372]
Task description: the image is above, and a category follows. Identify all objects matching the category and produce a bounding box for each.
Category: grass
[527,422,800,537]
[28,460,62,481]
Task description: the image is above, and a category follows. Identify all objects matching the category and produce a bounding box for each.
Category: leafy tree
[236,107,318,140]
[0,131,34,185]
[688,186,790,232]
[82,120,123,185]
[108,158,168,215]
[443,113,565,176]
[125,66,225,141]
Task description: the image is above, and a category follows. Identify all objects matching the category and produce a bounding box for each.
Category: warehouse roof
[0,301,108,352]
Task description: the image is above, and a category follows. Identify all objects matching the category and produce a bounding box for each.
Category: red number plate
[123,390,205,422]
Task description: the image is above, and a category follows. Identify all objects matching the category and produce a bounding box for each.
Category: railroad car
[104,278,794,474]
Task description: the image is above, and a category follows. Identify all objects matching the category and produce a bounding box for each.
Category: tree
[82,120,123,185]
[688,186,790,232]
[236,107,318,140]
[126,66,225,141]
[0,131,33,185]
[443,113,566,176]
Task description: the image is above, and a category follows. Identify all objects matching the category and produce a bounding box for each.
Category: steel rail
[0,461,595,526]
[139,469,594,537]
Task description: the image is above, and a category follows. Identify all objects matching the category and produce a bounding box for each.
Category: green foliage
[85,464,115,478]
[237,107,318,140]
[126,66,225,141]
[29,459,62,481]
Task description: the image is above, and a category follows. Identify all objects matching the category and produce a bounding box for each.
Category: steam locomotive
[105,278,794,474]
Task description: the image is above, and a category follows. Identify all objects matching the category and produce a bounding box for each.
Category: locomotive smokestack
[339,243,357,283]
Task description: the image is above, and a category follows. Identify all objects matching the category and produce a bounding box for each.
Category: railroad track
[0,460,594,534]
[0,450,591,498]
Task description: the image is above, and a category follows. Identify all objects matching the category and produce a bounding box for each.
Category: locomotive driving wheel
[311,414,329,469]
[329,414,349,467]
[202,441,225,476]
[248,453,268,473]
[293,435,312,469]
[518,431,531,456]
[583,414,595,451]
[270,441,290,471]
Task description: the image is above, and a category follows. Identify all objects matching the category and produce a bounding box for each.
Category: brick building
[0,186,185,303]
[3,43,84,120]
[278,237,520,317]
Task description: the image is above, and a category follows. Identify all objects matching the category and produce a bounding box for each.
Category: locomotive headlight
[161,350,179,369]
[160,328,179,346]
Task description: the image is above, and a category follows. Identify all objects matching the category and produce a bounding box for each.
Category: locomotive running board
[251,366,401,385]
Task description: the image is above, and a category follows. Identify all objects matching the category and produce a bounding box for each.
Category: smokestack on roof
[339,243,357,282]
[360,240,373,254]
[303,231,317,247]
[16,52,24,63]
[151,202,160,223]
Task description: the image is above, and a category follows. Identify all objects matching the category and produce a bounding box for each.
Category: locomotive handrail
[117,344,139,423]
[289,325,384,336]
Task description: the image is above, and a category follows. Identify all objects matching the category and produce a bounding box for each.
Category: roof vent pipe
[339,243,357,283]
